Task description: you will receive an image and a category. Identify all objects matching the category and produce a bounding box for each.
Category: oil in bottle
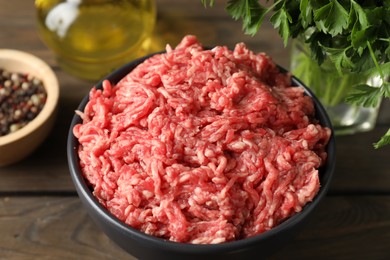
[35,0,156,81]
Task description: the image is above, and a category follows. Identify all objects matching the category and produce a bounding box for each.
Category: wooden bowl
[0,49,59,166]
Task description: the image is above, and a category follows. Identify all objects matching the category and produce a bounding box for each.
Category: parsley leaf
[383,81,390,99]
[349,0,369,29]
[320,44,354,74]
[307,31,328,65]
[313,0,349,36]
[374,129,390,149]
[270,4,292,46]
[299,0,312,28]
[345,83,383,107]
[226,0,269,36]
[384,39,390,60]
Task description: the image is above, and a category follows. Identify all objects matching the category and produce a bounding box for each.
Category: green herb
[202,0,390,148]
[374,128,390,149]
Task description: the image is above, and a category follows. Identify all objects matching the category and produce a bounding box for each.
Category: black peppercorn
[0,68,47,136]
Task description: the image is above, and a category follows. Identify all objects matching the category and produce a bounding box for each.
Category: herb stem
[367,41,384,80]
[331,74,350,106]
[323,76,333,105]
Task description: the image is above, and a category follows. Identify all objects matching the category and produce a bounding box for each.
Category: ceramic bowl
[0,49,59,166]
[67,53,335,259]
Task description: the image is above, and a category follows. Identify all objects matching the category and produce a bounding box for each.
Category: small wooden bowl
[0,49,59,166]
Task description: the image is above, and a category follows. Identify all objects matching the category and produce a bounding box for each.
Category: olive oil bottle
[35,0,156,81]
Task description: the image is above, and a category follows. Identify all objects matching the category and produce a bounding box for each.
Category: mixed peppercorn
[0,68,47,136]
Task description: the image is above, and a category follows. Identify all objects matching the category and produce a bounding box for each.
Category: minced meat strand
[73,35,331,244]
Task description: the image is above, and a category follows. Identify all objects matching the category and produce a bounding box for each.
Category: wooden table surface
[1,1,389,259]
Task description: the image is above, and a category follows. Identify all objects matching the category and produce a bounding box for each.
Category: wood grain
[1,195,389,259]
[331,126,390,193]
[0,196,133,260]
[271,195,390,259]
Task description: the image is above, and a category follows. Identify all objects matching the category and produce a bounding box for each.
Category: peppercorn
[0,68,47,136]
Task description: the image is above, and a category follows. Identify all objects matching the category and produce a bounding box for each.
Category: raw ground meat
[73,35,331,244]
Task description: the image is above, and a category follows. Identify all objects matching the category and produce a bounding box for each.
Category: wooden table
[1,1,389,259]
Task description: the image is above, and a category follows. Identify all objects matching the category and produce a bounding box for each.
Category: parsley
[374,128,390,149]
[225,0,269,35]
[202,0,390,148]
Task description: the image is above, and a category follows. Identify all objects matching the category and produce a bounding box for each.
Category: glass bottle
[35,0,156,81]
[290,37,382,135]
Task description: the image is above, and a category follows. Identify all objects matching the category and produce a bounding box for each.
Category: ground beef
[73,35,331,244]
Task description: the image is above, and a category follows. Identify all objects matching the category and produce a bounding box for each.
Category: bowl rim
[67,52,336,254]
[0,49,60,145]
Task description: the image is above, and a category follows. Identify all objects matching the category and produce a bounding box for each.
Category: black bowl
[67,53,336,260]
